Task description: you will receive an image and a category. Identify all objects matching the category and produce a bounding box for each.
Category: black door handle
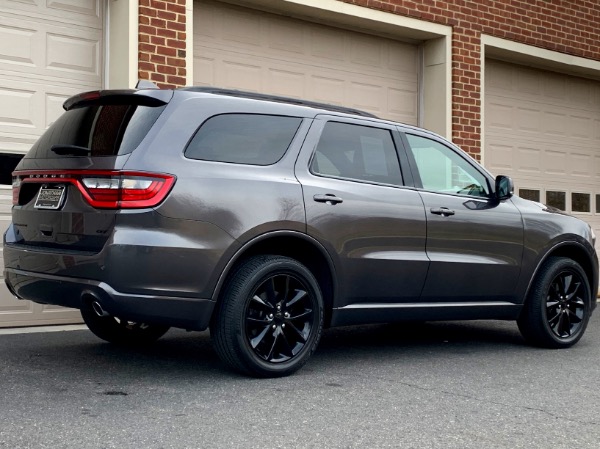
[430,207,455,217]
[313,194,343,205]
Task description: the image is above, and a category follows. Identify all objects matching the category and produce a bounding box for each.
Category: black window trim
[307,117,408,189]
[398,129,495,200]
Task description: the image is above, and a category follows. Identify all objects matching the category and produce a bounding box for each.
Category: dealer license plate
[34,185,66,210]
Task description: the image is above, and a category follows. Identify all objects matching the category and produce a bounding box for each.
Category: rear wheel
[517,257,591,348]
[80,301,170,345]
[212,255,324,378]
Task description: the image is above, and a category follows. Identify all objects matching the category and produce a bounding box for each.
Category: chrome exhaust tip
[92,300,109,317]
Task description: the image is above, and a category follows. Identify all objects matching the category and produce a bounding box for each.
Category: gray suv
[4,87,598,377]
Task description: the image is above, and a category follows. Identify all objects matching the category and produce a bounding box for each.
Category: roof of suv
[180,87,379,119]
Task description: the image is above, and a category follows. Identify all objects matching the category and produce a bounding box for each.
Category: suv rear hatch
[9,89,174,254]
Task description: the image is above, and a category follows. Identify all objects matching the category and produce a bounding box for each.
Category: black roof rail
[180,86,379,119]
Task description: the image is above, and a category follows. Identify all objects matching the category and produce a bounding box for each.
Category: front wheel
[212,255,324,378]
[80,301,170,345]
[517,257,591,348]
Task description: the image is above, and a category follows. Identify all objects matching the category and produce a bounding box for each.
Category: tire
[80,301,170,345]
[212,255,324,378]
[517,257,591,348]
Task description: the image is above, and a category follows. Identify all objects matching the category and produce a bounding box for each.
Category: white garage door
[485,59,600,260]
[0,0,104,327]
[193,0,419,124]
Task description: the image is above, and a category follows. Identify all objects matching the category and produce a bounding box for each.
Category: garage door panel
[267,68,305,97]
[47,0,100,18]
[310,28,345,61]
[2,0,102,28]
[268,18,304,54]
[46,33,101,77]
[349,34,384,68]
[194,0,419,123]
[516,146,542,174]
[571,153,594,178]
[543,111,568,136]
[0,15,102,83]
[570,115,594,140]
[388,87,419,121]
[515,106,541,133]
[486,142,513,172]
[514,68,541,96]
[311,75,345,104]
[194,57,215,86]
[0,85,37,129]
[0,22,37,67]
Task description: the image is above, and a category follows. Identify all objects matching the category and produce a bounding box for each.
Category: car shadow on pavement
[1,319,536,381]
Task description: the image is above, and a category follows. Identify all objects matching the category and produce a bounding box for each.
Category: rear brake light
[12,176,21,206]
[12,171,175,209]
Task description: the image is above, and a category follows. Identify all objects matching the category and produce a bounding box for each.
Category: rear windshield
[184,114,302,165]
[25,104,166,158]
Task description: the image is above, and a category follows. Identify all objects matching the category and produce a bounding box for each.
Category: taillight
[12,171,175,209]
[12,176,20,205]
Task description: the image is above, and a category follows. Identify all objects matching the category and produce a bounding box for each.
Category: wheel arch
[211,231,337,327]
[523,241,598,306]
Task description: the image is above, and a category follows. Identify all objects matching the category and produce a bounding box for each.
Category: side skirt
[330,302,522,327]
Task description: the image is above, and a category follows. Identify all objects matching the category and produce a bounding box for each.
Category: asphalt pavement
[1,314,600,449]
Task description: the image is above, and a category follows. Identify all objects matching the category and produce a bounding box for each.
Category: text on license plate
[34,185,66,210]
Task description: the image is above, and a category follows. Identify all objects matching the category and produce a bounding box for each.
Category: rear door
[401,131,524,303]
[294,116,428,310]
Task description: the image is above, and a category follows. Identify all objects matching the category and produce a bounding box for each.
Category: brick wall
[339,0,600,159]
[138,0,187,89]
[137,0,600,159]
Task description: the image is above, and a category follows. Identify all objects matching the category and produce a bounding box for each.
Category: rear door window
[185,114,302,165]
[310,121,403,185]
[25,104,166,158]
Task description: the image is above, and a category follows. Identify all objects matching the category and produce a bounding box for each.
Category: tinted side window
[185,114,302,165]
[310,122,402,185]
[406,134,489,197]
[26,104,166,158]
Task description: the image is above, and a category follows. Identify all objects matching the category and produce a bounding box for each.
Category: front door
[402,132,524,303]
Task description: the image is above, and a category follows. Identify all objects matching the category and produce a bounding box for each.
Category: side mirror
[495,175,514,201]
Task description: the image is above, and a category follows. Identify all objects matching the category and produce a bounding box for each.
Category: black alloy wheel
[545,268,586,339]
[518,257,591,348]
[245,273,315,363]
[212,255,324,377]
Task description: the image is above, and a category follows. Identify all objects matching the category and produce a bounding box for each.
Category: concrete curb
[0,324,87,335]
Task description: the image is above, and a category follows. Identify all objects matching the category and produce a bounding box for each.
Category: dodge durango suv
[4,86,598,377]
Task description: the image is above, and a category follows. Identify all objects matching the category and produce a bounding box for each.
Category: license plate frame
[34,184,66,210]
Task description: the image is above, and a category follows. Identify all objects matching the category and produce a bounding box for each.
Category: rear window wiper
[50,145,91,156]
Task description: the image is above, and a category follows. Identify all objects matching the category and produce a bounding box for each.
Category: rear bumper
[5,268,215,331]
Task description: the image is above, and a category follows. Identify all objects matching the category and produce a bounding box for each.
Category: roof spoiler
[63,86,172,111]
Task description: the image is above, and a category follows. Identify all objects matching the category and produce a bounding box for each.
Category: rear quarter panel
[124,94,312,297]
